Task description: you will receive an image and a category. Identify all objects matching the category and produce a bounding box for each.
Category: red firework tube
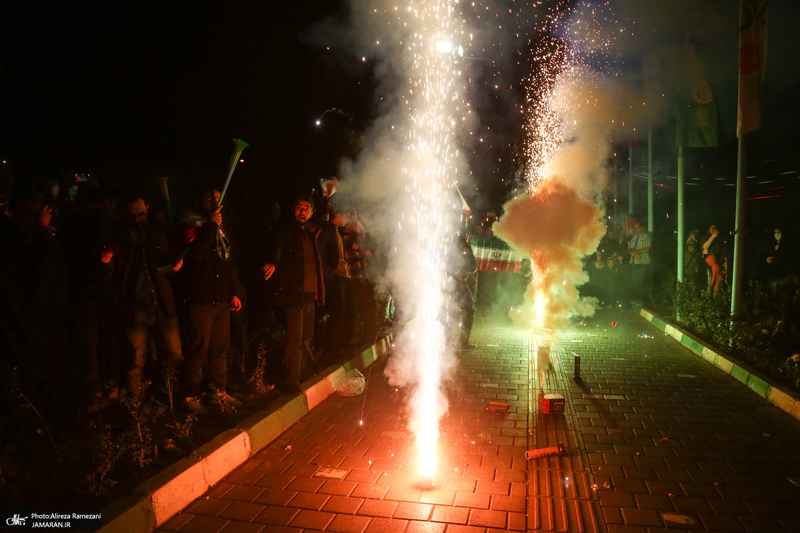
[485,401,510,413]
[525,442,564,460]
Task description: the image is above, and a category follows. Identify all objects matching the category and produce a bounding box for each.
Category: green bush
[675,280,732,347]
[674,276,800,393]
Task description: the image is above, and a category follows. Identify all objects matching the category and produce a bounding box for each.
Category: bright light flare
[417,369,441,476]
[403,0,463,481]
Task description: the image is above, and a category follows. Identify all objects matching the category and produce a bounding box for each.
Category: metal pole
[613,154,618,221]
[731,135,748,318]
[677,146,685,283]
[628,145,634,216]
[647,128,654,232]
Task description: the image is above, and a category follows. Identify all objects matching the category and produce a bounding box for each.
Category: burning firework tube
[525,442,564,460]
[218,138,249,206]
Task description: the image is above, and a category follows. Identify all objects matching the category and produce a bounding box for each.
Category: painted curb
[99,332,394,533]
[633,305,800,423]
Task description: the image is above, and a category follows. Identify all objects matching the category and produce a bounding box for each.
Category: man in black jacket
[446,230,478,350]
[177,189,242,413]
[111,195,183,396]
[263,196,324,394]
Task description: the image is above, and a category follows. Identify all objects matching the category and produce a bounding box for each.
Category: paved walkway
[155,309,800,533]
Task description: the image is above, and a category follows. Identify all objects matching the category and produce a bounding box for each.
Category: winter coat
[271,222,325,307]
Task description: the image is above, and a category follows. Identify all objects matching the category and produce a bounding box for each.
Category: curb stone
[99,333,394,533]
[633,304,800,423]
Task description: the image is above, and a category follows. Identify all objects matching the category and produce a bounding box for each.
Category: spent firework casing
[485,401,510,413]
[525,442,564,460]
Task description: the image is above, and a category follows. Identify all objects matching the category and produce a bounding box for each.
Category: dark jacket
[240,214,280,311]
[271,222,325,307]
[763,233,796,280]
[110,222,178,319]
[317,221,343,281]
[180,220,238,307]
[446,235,478,282]
[59,204,118,305]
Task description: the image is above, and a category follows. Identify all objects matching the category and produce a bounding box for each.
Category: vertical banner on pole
[675,33,721,301]
[732,0,767,319]
[737,0,767,137]
[676,35,721,150]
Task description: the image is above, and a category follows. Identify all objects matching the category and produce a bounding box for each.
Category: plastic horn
[155,176,173,225]
[218,138,249,206]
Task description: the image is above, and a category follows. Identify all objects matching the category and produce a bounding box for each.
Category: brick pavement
[563,308,800,533]
[155,309,800,533]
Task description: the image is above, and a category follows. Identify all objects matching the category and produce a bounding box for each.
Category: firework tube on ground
[573,353,581,381]
[218,138,249,206]
[485,401,510,413]
[525,442,564,460]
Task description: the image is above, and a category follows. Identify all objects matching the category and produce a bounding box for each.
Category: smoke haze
[311,0,800,450]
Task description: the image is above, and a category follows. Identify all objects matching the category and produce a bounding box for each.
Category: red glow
[747,195,782,200]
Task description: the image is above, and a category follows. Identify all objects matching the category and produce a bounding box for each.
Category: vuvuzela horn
[218,138,249,206]
[155,176,173,224]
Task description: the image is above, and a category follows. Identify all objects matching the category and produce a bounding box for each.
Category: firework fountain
[401,0,464,482]
[329,0,745,492]
[327,0,471,484]
[494,4,614,331]
[335,0,625,483]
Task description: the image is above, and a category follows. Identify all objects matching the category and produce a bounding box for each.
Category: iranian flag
[321,177,340,198]
[470,235,526,273]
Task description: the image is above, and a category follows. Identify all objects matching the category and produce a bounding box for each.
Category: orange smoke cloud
[493,180,605,328]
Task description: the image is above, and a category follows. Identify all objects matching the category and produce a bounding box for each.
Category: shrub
[675,280,732,347]
[673,276,800,393]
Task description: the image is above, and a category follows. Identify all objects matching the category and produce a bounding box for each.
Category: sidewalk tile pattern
[563,309,800,532]
[156,309,800,533]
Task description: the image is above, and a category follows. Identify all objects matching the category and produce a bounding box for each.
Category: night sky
[2,0,799,226]
[1,0,371,204]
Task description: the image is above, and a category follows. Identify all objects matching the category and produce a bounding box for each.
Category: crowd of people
[584,214,798,309]
[683,222,797,290]
[4,168,794,423]
[582,215,652,308]
[0,175,385,419]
